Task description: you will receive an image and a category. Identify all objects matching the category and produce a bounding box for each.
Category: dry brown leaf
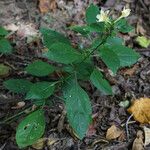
[121,64,138,76]
[128,98,150,124]
[39,0,50,13]
[106,125,123,140]
[132,130,144,150]
[32,138,47,150]
[39,0,56,13]
[49,0,56,12]
[144,126,150,146]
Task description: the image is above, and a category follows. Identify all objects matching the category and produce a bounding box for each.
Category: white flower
[121,7,131,18]
[96,9,110,23]
[114,7,131,23]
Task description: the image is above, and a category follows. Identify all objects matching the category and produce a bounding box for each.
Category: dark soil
[0,0,150,149]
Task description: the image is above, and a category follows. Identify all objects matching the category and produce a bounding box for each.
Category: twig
[125,114,133,142]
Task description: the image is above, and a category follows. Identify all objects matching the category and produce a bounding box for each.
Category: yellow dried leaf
[106,125,123,140]
[128,98,150,124]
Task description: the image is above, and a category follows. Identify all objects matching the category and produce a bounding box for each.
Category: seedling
[3,4,140,148]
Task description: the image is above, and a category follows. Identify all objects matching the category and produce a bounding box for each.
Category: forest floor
[0,0,150,149]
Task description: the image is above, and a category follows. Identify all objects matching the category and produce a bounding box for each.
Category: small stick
[126,114,133,141]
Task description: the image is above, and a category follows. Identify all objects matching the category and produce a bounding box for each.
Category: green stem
[78,25,114,65]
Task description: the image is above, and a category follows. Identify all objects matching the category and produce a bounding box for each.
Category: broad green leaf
[0,64,11,77]
[70,26,90,35]
[63,79,92,139]
[25,82,55,100]
[4,79,33,94]
[40,28,70,48]
[115,19,133,33]
[0,38,12,54]
[111,45,140,67]
[63,59,93,80]
[99,44,140,73]
[106,36,124,46]
[90,69,112,95]
[136,36,150,48]
[16,109,45,148]
[43,42,82,64]
[86,4,99,24]
[75,59,94,80]
[99,45,120,74]
[0,27,8,36]
[70,23,104,35]
[25,60,55,77]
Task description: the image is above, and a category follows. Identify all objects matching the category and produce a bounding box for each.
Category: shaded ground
[0,0,150,149]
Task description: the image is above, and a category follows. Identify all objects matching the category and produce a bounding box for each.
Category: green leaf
[106,36,124,46]
[70,23,104,35]
[115,19,133,33]
[25,81,55,100]
[43,42,82,64]
[40,28,70,48]
[0,38,12,54]
[86,4,99,24]
[111,45,140,67]
[90,69,112,95]
[4,79,33,94]
[99,45,120,74]
[16,109,45,148]
[0,64,11,77]
[63,79,92,139]
[63,59,93,80]
[136,36,150,48]
[25,60,55,77]
[0,27,8,36]
[99,44,140,73]
[70,26,90,35]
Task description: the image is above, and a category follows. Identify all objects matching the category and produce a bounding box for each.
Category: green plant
[0,27,12,54]
[3,4,140,148]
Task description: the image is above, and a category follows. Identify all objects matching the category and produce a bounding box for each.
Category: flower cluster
[96,7,131,23]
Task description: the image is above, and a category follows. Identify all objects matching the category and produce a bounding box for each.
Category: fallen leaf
[17,23,38,39]
[128,98,150,124]
[132,130,144,150]
[32,138,47,150]
[106,125,123,140]
[49,0,57,12]
[136,36,150,48]
[0,64,11,78]
[39,0,49,13]
[11,101,25,109]
[144,126,150,146]
[121,64,139,76]
[47,138,57,146]
[4,24,19,32]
